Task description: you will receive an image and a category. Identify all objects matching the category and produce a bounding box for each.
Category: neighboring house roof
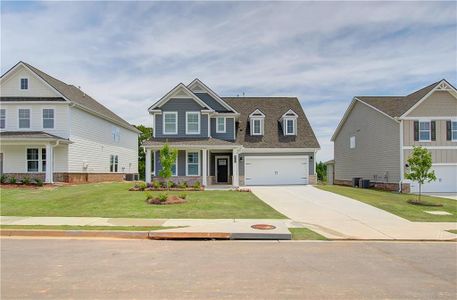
[142,137,239,148]
[331,79,457,141]
[0,131,71,143]
[325,159,335,165]
[0,97,66,102]
[1,62,139,133]
[223,97,320,149]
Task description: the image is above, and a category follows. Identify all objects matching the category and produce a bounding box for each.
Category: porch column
[145,148,152,183]
[232,150,239,188]
[45,143,53,183]
[202,149,208,187]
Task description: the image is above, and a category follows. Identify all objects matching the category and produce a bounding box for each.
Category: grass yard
[0,225,175,231]
[448,230,457,235]
[288,228,327,240]
[316,185,457,222]
[0,182,285,219]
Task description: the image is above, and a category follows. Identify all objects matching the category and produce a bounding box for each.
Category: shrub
[8,176,17,184]
[179,181,188,189]
[158,193,168,202]
[168,180,176,188]
[160,181,167,188]
[145,193,153,200]
[193,181,201,190]
[179,193,187,200]
[152,180,161,189]
[146,182,153,188]
[0,174,8,184]
[21,177,31,185]
[138,182,147,191]
[34,178,44,187]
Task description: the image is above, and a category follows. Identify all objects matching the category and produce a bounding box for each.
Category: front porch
[144,144,241,188]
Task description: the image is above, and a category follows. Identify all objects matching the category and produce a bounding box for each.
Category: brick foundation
[334,178,411,193]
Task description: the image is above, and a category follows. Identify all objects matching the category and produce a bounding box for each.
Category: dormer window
[20,78,28,90]
[249,109,265,136]
[281,109,298,136]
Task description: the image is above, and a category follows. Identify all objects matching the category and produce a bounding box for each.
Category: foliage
[34,178,44,186]
[159,143,178,189]
[168,180,176,188]
[193,181,201,190]
[179,181,188,189]
[0,174,8,184]
[404,146,437,202]
[138,182,147,191]
[158,193,168,202]
[8,176,17,184]
[135,125,153,180]
[146,193,153,200]
[179,193,187,200]
[21,177,31,185]
[152,180,161,189]
[316,161,327,182]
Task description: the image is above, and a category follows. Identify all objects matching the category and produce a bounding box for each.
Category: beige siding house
[331,79,457,193]
[0,61,139,183]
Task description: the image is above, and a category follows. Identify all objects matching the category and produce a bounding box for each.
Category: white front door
[410,165,457,193]
[245,155,309,185]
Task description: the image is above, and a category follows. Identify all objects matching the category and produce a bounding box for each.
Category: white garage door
[410,165,457,193]
[245,156,309,185]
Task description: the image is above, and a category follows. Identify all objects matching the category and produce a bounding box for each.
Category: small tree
[316,161,327,182]
[405,146,436,202]
[159,143,178,190]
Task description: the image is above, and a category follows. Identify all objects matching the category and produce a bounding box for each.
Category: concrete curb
[0,229,150,239]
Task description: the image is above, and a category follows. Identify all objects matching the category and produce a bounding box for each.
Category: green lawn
[448,230,457,235]
[316,185,457,222]
[289,228,327,240]
[0,182,285,219]
[0,225,175,231]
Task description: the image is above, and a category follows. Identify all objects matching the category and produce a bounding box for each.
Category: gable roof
[187,79,238,113]
[223,97,320,149]
[1,62,139,133]
[148,82,212,111]
[331,79,457,141]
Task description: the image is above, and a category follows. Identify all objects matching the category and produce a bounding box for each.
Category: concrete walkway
[250,186,457,240]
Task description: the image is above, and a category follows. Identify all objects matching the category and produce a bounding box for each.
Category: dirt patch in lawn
[146,195,187,205]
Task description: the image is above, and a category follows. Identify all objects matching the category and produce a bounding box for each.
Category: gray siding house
[331,79,457,193]
[143,79,320,187]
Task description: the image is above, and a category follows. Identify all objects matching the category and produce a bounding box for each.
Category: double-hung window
[27,149,39,172]
[419,121,431,142]
[163,112,177,134]
[186,112,200,134]
[216,117,226,133]
[42,109,54,129]
[452,121,457,141]
[18,109,30,128]
[110,155,119,172]
[284,118,296,135]
[252,119,262,135]
[112,126,120,142]
[20,78,28,90]
[350,136,356,149]
[0,109,5,129]
[186,151,200,176]
[41,149,47,172]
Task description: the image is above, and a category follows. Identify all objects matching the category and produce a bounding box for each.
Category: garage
[244,155,309,185]
[410,165,457,193]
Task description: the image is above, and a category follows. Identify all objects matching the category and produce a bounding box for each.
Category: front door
[216,157,228,183]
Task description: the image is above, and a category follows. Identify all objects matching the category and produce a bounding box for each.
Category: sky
[1,1,456,161]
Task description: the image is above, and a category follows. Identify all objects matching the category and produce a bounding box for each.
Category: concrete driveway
[250,185,457,240]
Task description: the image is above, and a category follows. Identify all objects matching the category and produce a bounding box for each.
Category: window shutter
[446,120,452,141]
[413,121,419,141]
[431,121,436,141]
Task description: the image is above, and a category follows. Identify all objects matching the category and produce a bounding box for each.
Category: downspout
[398,118,404,193]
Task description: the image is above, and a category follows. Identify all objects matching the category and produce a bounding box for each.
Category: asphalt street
[1,238,456,299]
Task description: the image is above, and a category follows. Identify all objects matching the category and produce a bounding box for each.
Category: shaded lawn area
[0,225,176,231]
[289,228,327,240]
[316,185,457,222]
[0,182,285,219]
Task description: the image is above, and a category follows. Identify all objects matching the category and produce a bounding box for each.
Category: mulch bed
[146,195,187,205]
[129,187,204,192]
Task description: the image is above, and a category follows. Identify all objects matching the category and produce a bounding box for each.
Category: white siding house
[0,61,139,183]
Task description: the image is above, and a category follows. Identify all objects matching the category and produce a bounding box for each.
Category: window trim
[284,117,296,135]
[185,150,200,176]
[18,108,31,129]
[26,148,45,173]
[112,126,120,143]
[20,77,29,90]
[0,108,6,129]
[185,111,201,135]
[42,108,55,129]
[163,111,178,135]
[419,120,431,142]
[110,155,119,173]
[171,155,178,177]
[451,120,457,142]
[350,135,356,149]
[216,116,226,133]
[251,118,263,136]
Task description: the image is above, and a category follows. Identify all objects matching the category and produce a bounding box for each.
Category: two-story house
[331,79,457,193]
[143,79,320,187]
[0,61,139,183]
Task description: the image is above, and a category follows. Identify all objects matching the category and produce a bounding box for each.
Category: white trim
[215,155,230,183]
[171,155,178,177]
[401,80,457,118]
[240,147,319,153]
[451,120,457,142]
[185,150,200,176]
[216,116,226,133]
[249,109,265,118]
[20,76,29,90]
[280,109,298,120]
[432,163,457,166]
[17,108,31,129]
[207,116,211,137]
[152,114,156,138]
[148,83,212,111]
[283,118,297,136]
[349,135,356,149]
[41,108,55,129]
[251,118,263,136]
[418,120,431,142]
[185,111,201,135]
[401,116,457,120]
[163,111,178,135]
[402,146,457,150]
[187,78,239,113]
[399,120,404,185]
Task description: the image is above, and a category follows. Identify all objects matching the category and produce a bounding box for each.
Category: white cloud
[1,1,456,161]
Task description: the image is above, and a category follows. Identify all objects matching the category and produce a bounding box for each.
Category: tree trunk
[418,183,421,202]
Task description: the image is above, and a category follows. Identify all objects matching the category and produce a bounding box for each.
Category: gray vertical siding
[334,101,400,183]
[210,117,235,140]
[155,98,208,138]
[194,93,229,112]
[238,152,315,176]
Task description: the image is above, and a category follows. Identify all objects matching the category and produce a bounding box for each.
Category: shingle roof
[142,137,238,147]
[18,62,139,133]
[356,80,443,118]
[223,97,320,149]
[0,131,70,142]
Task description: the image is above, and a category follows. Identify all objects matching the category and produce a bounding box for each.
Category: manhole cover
[251,224,276,230]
